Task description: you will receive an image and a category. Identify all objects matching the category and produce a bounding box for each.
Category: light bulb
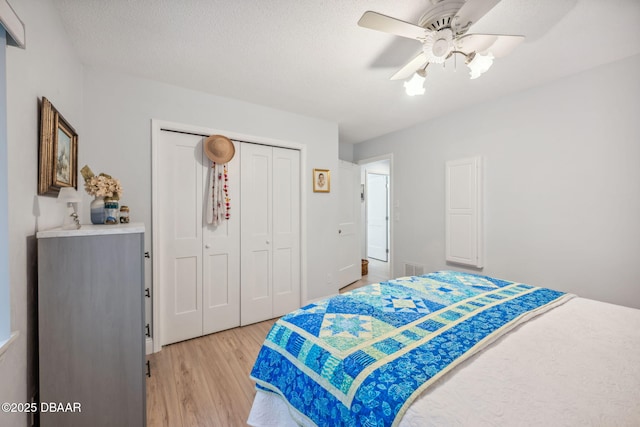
[404,71,426,96]
[467,52,494,79]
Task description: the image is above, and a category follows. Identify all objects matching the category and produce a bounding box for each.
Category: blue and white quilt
[250,271,572,426]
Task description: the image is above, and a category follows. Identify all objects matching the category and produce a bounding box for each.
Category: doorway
[367,172,388,261]
[359,155,392,279]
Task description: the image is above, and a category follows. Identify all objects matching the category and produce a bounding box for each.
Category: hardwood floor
[341,257,390,292]
[146,258,391,427]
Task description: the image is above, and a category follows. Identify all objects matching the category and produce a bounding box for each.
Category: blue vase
[90,196,105,224]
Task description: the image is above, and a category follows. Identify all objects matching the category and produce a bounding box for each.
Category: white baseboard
[146,337,154,355]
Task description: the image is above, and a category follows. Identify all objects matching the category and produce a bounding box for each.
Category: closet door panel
[173,144,200,240]
[158,132,204,344]
[272,147,301,317]
[202,249,240,334]
[203,142,241,334]
[273,247,293,300]
[241,143,274,325]
[250,152,271,236]
[174,256,199,314]
[252,250,271,298]
[206,253,229,306]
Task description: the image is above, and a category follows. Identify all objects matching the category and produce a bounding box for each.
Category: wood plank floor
[146,258,390,427]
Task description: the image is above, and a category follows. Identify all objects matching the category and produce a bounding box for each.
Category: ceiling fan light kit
[467,51,494,79]
[404,69,427,96]
[358,0,524,96]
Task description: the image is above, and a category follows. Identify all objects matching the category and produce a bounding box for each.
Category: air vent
[404,262,425,277]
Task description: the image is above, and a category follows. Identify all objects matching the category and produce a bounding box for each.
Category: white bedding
[248,297,640,426]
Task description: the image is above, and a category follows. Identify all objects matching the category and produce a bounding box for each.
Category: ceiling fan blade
[453,0,501,33]
[457,34,524,57]
[358,11,426,40]
[456,34,498,54]
[482,34,524,57]
[390,52,427,80]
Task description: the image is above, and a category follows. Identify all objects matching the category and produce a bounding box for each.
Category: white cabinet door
[241,144,301,325]
[157,131,204,344]
[338,160,362,287]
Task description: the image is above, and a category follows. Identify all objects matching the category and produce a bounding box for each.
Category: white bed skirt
[248,297,640,426]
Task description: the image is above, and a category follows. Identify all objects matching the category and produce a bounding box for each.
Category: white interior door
[241,144,301,324]
[338,161,362,287]
[157,130,241,345]
[202,142,240,335]
[241,143,274,325]
[367,173,389,261]
[157,131,204,344]
[272,147,301,317]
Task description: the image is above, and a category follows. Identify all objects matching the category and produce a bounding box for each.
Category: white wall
[339,142,354,162]
[1,1,84,426]
[80,67,340,336]
[354,54,640,309]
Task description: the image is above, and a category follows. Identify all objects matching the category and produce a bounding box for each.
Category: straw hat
[204,135,235,163]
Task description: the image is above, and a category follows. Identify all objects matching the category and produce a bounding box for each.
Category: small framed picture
[313,169,330,193]
[38,97,78,195]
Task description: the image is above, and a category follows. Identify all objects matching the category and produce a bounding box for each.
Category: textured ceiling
[51,0,640,144]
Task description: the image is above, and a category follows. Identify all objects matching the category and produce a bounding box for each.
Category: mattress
[248,297,640,426]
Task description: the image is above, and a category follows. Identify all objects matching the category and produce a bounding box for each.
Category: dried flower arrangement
[80,165,123,200]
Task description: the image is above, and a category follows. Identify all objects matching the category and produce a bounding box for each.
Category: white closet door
[272,147,300,317]
[241,144,301,324]
[241,143,274,325]
[202,142,240,335]
[158,131,204,344]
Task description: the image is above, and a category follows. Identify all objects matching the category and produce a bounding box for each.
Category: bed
[248,271,640,426]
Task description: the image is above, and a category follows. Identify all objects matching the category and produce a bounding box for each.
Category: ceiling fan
[358,0,524,95]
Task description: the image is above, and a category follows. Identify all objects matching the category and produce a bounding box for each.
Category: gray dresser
[37,224,146,427]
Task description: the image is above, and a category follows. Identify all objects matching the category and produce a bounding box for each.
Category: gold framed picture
[38,97,78,195]
[313,168,330,193]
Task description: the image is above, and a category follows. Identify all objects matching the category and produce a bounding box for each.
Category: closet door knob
[205,244,211,249]
[266,240,270,245]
